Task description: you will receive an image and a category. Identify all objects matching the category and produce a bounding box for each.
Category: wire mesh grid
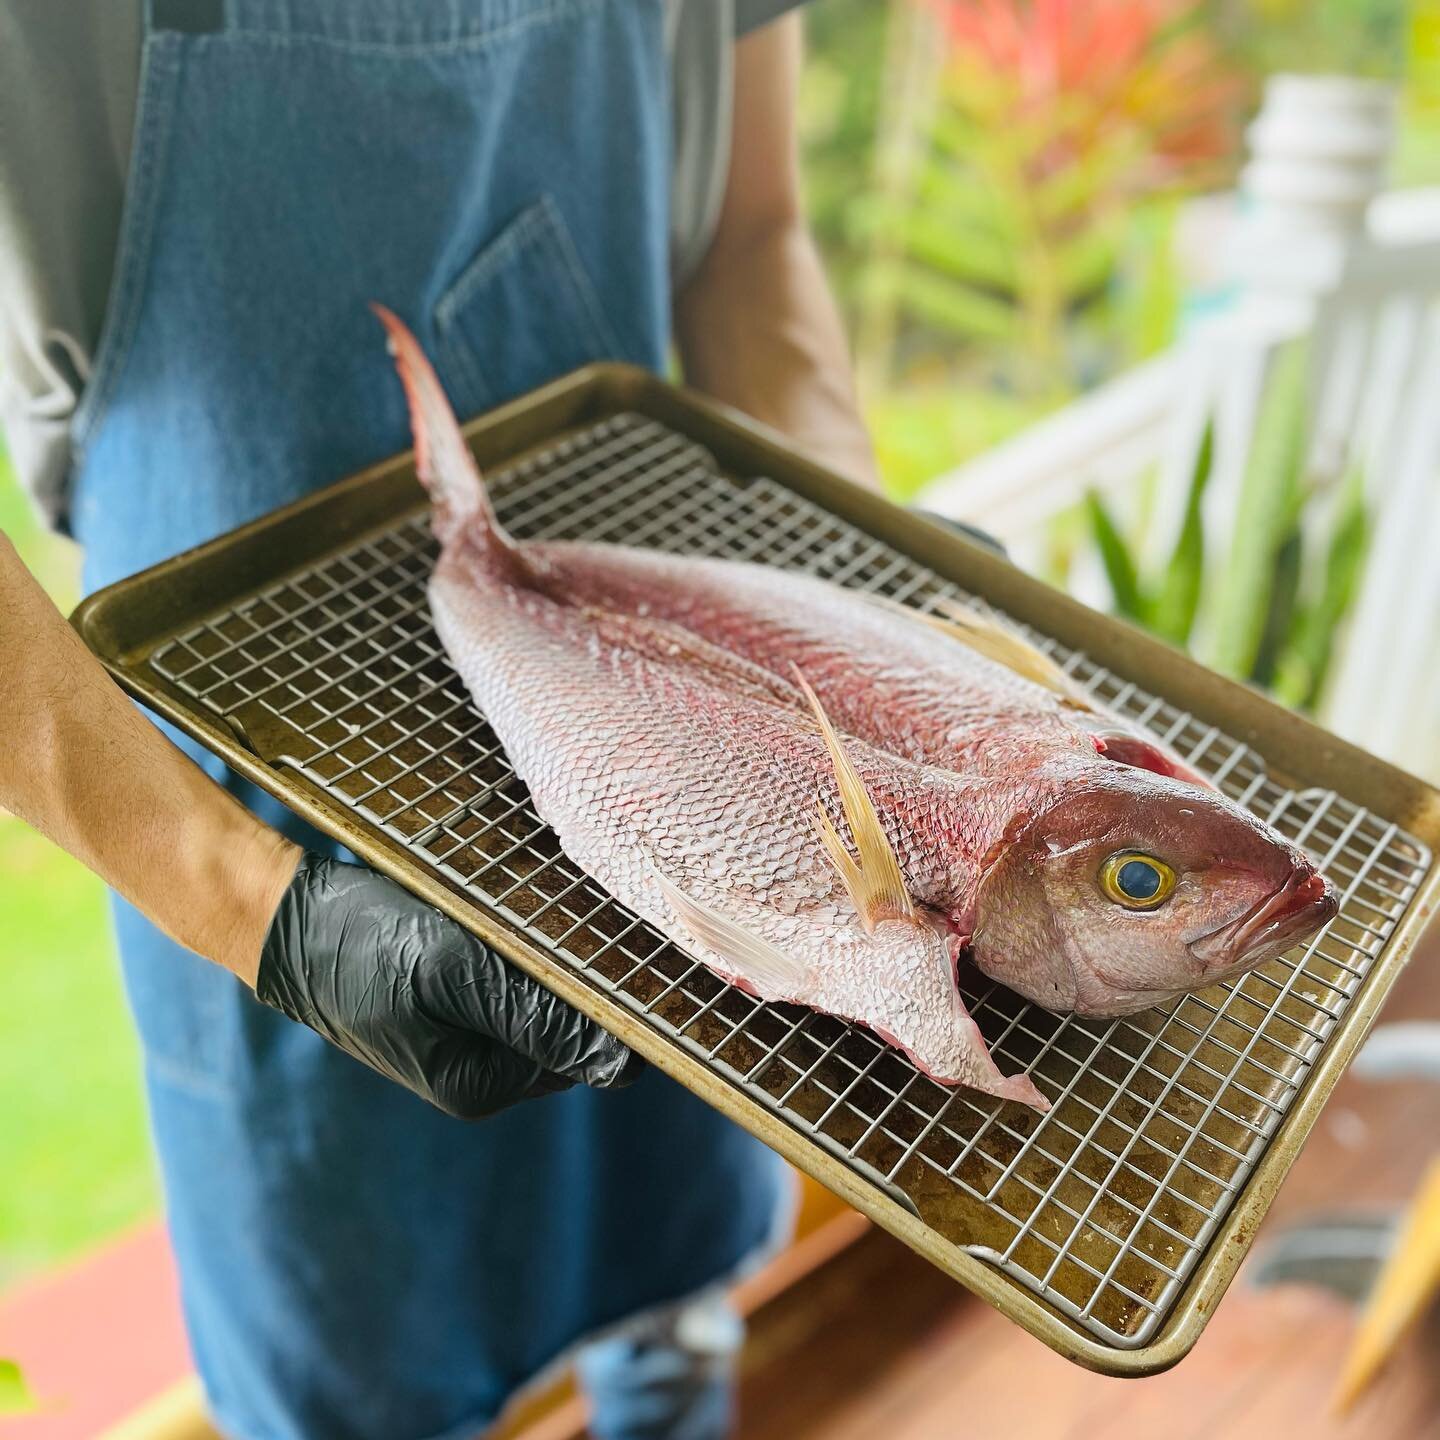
[149,413,1429,1349]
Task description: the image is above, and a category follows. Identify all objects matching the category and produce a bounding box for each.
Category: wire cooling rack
[147,413,1429,1349]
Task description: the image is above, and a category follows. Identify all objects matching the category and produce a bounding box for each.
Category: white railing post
[914,77,1440,780]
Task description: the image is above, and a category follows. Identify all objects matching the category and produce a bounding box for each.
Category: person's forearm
[0,532,298,983]
[674,13,878,492]
[675,218,879,491]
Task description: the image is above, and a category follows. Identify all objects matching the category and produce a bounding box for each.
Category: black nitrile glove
[919,509,1009,559]
[257,853,640,1118]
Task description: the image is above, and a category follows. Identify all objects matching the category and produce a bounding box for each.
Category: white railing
[919,78,1440,781]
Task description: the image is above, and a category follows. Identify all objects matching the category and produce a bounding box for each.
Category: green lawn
[0,824,156,1291]
[0,461,158,1295]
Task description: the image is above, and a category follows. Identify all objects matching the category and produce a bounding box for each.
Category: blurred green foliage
[1237,0,1410,78]
[798,0,890,315]
[1399,0,1440,183]
[0,814,154,1294]
[864,0,1239,400]
[0,1359,39,1415]
[0,812,154,1296]
[800,0,1436,488]
[0,467,156,1295]
[1084,345,1372,710]
[1086,417,1214,646]
[867,383,1055,501]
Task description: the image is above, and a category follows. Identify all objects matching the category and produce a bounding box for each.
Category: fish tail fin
[372,304,518,559]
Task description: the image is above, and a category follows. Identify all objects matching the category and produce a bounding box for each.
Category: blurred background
[3,0,1439,1431]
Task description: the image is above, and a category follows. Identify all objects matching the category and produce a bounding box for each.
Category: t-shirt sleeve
[734,0,807,36]
[0,1,139,532]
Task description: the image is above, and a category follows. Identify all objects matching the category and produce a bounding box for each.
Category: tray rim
[72,362,1440,1377]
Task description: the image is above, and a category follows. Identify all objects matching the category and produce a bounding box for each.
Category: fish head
[968,765,1337,1015]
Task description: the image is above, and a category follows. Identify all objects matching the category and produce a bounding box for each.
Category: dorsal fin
[792,669,917,934]
[874,592,1095,711]
[373,304,526,574]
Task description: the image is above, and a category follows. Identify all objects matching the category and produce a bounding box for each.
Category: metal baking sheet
[73,365,1440,1375]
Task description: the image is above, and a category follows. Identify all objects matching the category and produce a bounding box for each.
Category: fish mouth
[1188,868,1338,971]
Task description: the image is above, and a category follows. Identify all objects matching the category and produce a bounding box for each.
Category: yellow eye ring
[1099,853,1176,910]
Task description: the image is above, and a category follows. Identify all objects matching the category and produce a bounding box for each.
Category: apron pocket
[435,194,622,418]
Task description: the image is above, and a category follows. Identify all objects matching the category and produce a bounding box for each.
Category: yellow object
[1099,853,1177,909]
[1409,2,1440,117]
[1333,1155,1440,1414]
[97,1377,219,1440]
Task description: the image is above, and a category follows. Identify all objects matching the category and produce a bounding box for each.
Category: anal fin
[654,873,809,997]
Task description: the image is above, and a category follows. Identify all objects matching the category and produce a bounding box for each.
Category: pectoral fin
[792,669,917,934]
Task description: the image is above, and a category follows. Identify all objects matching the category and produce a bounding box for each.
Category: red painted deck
[0,1223,189,1437]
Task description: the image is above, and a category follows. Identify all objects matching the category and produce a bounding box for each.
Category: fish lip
[1188,868,1338,970]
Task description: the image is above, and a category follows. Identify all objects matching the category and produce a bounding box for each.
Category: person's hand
[917,509,1009,559]
[257,853,640,1118]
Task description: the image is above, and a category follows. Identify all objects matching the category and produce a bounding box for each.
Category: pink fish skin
[375,307,1337,1113]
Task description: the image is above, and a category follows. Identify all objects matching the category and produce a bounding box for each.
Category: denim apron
[69,4,788,1436]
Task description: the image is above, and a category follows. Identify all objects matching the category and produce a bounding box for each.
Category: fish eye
[1099,853,1176,910]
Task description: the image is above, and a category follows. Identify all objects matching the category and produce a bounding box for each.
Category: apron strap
[150,0,224,35]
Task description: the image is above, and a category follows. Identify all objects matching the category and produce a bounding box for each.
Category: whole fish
[377,308,1337,1112]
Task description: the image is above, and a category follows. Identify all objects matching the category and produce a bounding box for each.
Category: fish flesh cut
[377,309,1337,1112]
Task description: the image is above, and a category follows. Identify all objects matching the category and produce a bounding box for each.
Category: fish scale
[432,538,1042,1088]
[430,550,1038,1102]
[377,306,1336,1114]
[530,543,1091,775]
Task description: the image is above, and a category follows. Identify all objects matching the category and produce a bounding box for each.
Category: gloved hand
[918,509,1009,559]
[257,853,640,1118]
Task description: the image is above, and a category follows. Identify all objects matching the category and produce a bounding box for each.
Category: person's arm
[675,13,879,492]
[0,531,634,1115]
[0,530,297,980]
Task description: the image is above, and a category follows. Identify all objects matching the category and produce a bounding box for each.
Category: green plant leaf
[1150,417,1214,645]
[1272,464,1370,709]
[1056,228,1125,307]
[1207,341,1309,679]
[1084,488,1149,622]
[891,265,1019,343]
[0,1360,38,1415]
[895,207,1019,292]
[1250,526,1303,688]
[1113,200,1182,360]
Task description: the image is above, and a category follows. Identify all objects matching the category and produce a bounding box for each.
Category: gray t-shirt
[0,0,798,531]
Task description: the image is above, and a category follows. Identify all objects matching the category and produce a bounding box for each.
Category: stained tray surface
[134,412,1427,1352]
